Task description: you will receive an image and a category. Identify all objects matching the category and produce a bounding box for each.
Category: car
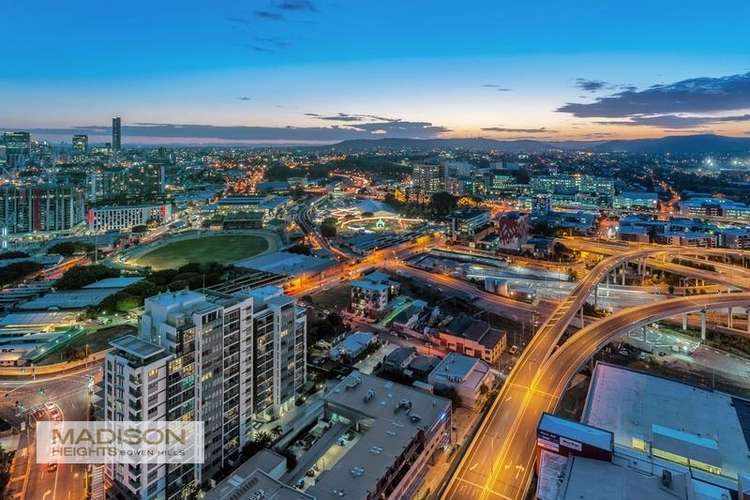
[508,345,518,355]
[47,463,57,473]
[305,469,316,477]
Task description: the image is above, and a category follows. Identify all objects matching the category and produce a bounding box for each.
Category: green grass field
[135,235,269,270]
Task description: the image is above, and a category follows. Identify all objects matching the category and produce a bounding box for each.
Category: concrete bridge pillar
[682,313,688,330]
[728,307,734,329]
[621,265,626,286]
[700,310,707,341]
[580,307,584,327]
[594,283,598,308]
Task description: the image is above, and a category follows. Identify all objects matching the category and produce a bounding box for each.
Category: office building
[437,315,506,363]
[447,208,492,241]
[104,287,307,499]
[86,204,173,231]
[112,116,122,151]
[72,134,88,155]
[0,184,85,234]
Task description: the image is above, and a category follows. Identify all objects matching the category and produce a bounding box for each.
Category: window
[148,368,158,379]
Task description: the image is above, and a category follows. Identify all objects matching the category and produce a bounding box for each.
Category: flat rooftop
[235,251,335,277]
[429,352,489,390]
[307,371,451,500]
[583,362,750,481]
[18,288,122,310]
[206,469,312,500]
[83,277,144,289]
[110,335,167,361]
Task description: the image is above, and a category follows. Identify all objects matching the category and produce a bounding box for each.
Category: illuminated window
[689,459,721,475]
[652,448,689,466]
[148,368,158,379]
[631,437,648,452]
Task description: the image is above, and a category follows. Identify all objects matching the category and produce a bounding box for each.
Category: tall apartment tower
[72,134,88,154]
[104,286,307,500]
[112,116,122,151]
[412,163,446,195]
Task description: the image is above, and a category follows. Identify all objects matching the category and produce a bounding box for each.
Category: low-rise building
[428,353,494,408]
[436,315,506,364]
[328,331,376,362]
[583,362,750,488]
[306,372,452,500]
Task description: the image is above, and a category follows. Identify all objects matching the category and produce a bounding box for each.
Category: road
[443,292,750,500]
[1,366,97,500]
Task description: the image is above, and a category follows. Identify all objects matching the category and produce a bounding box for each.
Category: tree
[320,217,337,238]
[48,241,95,257]
[430,191,457,216]
[56,265,119,290]
[0,261,43,286]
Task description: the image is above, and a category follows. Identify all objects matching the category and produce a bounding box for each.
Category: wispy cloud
[575,78,608,92]
[481,126,555,133]
[274,0,316,12]
[237,96,252,101]
[254,10,284,21]
[482,84,512,92]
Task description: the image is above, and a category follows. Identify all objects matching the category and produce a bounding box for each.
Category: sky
[2,0,750,145]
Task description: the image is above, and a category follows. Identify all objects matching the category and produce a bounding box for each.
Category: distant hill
[315,134,750,154]
[591,134,750,154]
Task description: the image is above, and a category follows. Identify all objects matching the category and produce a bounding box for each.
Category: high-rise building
[72,134,88,155]
[412,163,446,195]
[86,164,165,203]
[104,286,307,500]
[0,184,85,233]
[2,131,31,168]
[112,116,122,151]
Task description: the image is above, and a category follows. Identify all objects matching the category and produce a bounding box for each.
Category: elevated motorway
[443,292,750,500]
[561,238,750,290]
[442,242,750,500]
[442,247,660,499]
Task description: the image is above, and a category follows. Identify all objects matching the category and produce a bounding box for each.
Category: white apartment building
[104,286,306,500]
[87,204,173,231]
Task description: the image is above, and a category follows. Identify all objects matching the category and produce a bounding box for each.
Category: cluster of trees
[383,191,458,219]
[99,263,229,313]
[0,251,29,260]
[56,265,119,290]
[0,261,43,286]
[48,241,95,257]
[307,311,346,344]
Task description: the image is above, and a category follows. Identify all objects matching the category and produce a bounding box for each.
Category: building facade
[86,204,173,231]
[104,287,306,499]
[0,184,85,234]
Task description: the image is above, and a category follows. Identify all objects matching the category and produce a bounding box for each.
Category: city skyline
[3,0,750,144]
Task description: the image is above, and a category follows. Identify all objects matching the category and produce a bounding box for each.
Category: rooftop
[110,335,167,361]
[583,363,750,481]
[205,469,312,500]
[429,352,490,390]
[235,251,335,277]
[82,277,144,289]
[308,372,451,500]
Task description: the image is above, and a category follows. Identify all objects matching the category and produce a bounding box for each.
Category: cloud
[275,0,316,11]
[227,16,253,25]
[482,84,512,92]
[237,96,252,101]
[481,126,556,133]
[558,72,750,118]
[575,78,609,92]
[306,112,401,123]
[14,120,451,143]
[596,113,750,129]
[254,10,284,20]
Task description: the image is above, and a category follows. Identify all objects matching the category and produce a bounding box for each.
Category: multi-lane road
[446,292,750,500]
[2,367,97,500]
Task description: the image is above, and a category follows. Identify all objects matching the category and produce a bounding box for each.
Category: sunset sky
[3,0,750,144]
